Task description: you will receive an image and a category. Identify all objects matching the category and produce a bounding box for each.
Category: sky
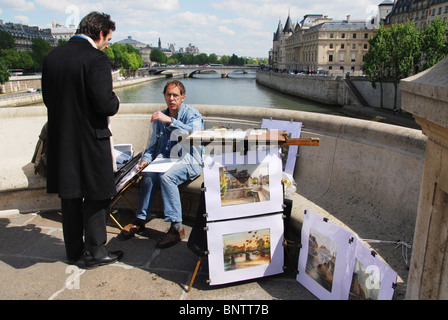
[0,0,383,58]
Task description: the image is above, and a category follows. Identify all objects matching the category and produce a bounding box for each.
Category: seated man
[122,80,204,248]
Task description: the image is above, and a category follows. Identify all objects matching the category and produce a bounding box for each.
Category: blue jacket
[143,103,204,179]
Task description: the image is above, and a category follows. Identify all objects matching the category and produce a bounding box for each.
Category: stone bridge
[138,65,260,78]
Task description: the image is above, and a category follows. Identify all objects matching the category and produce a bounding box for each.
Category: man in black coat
[42,12,123,268]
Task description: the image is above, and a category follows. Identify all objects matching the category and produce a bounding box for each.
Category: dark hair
[76,12,116,41]
[163,80,186,96]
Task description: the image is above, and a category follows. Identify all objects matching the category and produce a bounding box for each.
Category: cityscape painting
[223,228,271,272]
[206,213,284,286]
[305,228,337,292]
[203,151,283,222]
[219,163,270,207]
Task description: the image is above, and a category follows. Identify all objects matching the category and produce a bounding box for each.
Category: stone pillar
[401,56,448,300]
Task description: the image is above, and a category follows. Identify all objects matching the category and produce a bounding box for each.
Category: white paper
[345,240,398,300]
[297,210,356,300]
[207,213,284,286]
[142,157,179,173]
[261,119,302,175]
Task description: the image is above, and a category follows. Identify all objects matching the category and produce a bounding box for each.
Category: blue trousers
[136,160,189,223]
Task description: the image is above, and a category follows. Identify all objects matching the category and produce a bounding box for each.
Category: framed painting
[203,150,284,221]
[346,240,398,300]
[206,213,284,286]
[296,210,356,300]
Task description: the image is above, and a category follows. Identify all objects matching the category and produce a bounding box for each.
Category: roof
[283,15,294,33]
[307,20,374,32]
[117,36,144,45]
[379,0,395,5]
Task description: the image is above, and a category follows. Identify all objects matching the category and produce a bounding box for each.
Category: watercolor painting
[219,163,270,207]
[222,228,271,272]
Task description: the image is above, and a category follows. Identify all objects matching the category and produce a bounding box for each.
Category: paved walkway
[0,208,316,302]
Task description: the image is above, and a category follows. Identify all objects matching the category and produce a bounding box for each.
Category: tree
[150,48,167,65]
[31,38,52,70]
[362,25,393,108]
[208,53,218,64]
[0,60,10,86]
[105,43,144,76]
[363,22,422,113]
[421,17,448,71]
[0,31,15,51]
[388,22,422,112]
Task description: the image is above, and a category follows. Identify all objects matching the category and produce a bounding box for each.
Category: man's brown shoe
[120,221,145,239]
[156,226,185,248]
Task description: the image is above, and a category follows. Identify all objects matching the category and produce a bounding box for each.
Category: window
[329,54,334,62]
[352,44,356,50]
[330,43,334,49]
[364,44,368,49]
[340,53,345,62]
[364,33,368,39]
[351,53,356,62]
[353,33,357,39]
[330,33,334,38]
[341,44,345,49]
[341,33,346,38]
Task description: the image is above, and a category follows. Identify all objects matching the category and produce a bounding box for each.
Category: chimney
[347,15,350,23]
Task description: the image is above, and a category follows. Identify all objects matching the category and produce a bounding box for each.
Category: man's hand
[138,160,149,171]
[151,111,172,124]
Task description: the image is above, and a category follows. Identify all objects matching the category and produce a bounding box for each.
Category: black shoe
[84,250,124,269]
[156,227,185,249]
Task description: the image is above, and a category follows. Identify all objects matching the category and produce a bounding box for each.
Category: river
[114,72,344,116]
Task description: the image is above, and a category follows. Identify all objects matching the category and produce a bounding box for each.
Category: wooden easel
[185,129,319,292]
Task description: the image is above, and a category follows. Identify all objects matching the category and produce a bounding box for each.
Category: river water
[114,73,344,116]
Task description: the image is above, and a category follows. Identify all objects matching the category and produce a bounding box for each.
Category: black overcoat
[42,36,120,200]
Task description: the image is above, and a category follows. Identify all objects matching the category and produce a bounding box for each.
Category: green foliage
[104,43,144,76]
[0,31,15,50]
[362,20,448,110]
[0,60,10,85]
[0,49,34,70]
[421,17,448,70]
[31,38,51,70]
[150,48,168,64]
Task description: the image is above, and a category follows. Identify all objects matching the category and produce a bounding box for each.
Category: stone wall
[256,70,403,110]
[1,76,41,94]
[256,71,341,105]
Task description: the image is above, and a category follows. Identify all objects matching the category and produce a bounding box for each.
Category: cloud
[0,0,35,11]
[217,25,235,36]
[14,15,30,24]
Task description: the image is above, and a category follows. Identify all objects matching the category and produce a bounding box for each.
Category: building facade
[0,20,55,52]
[270,1,394,76]
[385,0,448,28]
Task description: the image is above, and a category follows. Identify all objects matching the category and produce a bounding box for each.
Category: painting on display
[297,210,398,300]
[203,150,284,221]
[296,210,356,300]
[261,119,302,175]
[206,213,284,286]
[347,240,398,300]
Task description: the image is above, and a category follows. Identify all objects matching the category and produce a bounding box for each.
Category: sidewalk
[0,208,316,301]
[341,105,421,130]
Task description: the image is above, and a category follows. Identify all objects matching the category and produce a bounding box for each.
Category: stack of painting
[297,210,398,300]
[203,149,285,286]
